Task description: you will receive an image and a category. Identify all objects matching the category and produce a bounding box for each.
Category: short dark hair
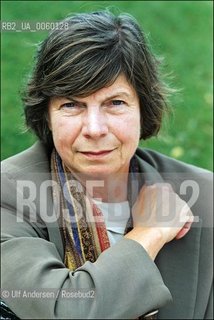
[23,10,171,150]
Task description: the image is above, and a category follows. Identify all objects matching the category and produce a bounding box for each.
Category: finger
[175,221,193,240]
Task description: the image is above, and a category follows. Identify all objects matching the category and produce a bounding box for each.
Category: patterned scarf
[51,148,138,270]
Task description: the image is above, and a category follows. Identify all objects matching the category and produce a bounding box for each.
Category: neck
[72,172,129,203]
[92,175,129,203]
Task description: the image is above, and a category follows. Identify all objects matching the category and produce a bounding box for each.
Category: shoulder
[136,147,211,176]
[135,147,213,227]
[135,147,212,190]
[1,142,54,240]
[135,146,212,198]
[1,142,52,208]
[1,142,50,178]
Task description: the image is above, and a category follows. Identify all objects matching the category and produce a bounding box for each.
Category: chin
[81,166,117,179]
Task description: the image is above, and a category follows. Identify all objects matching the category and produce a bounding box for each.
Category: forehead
[74,74,138,101]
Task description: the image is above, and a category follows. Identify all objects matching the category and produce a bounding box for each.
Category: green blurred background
[1,1,213,170]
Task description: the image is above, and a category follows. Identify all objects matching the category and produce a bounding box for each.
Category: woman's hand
[125,184,194,259]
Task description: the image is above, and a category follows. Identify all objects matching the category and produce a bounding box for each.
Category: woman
[1,10,212,319]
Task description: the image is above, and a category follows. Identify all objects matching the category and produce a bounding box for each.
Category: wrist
[125,227,165,260]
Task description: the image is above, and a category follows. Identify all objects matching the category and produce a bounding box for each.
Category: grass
[1,1,213,170]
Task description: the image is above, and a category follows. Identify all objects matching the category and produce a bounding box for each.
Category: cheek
[114,114,140,145]
[51,119,78,150]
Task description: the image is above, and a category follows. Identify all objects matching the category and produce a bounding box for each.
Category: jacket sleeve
[1,170,172,319]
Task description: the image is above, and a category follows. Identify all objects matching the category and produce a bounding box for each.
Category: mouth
[78,149,116,159]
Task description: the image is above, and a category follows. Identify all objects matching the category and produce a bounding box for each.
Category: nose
[82,106,108,139]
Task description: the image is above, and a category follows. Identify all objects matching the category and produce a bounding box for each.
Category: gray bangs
[34,13,134,98]
[39,45,124,98]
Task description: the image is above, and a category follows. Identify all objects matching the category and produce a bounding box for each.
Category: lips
[79,149,115,158]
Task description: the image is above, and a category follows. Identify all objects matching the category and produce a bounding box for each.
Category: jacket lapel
[135,154,201,319]
[156,220,201,319]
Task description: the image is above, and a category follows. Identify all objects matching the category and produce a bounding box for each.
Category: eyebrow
[104,91,132,100]
[69,91,133,103]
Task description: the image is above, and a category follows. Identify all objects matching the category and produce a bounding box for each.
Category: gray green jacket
[1,142,213,319]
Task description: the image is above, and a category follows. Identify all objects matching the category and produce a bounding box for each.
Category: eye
[111,100,125,106]
[61,102,76,109]
[104,99,127,113]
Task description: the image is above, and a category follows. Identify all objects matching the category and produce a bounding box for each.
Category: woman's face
[48,74,141,179]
